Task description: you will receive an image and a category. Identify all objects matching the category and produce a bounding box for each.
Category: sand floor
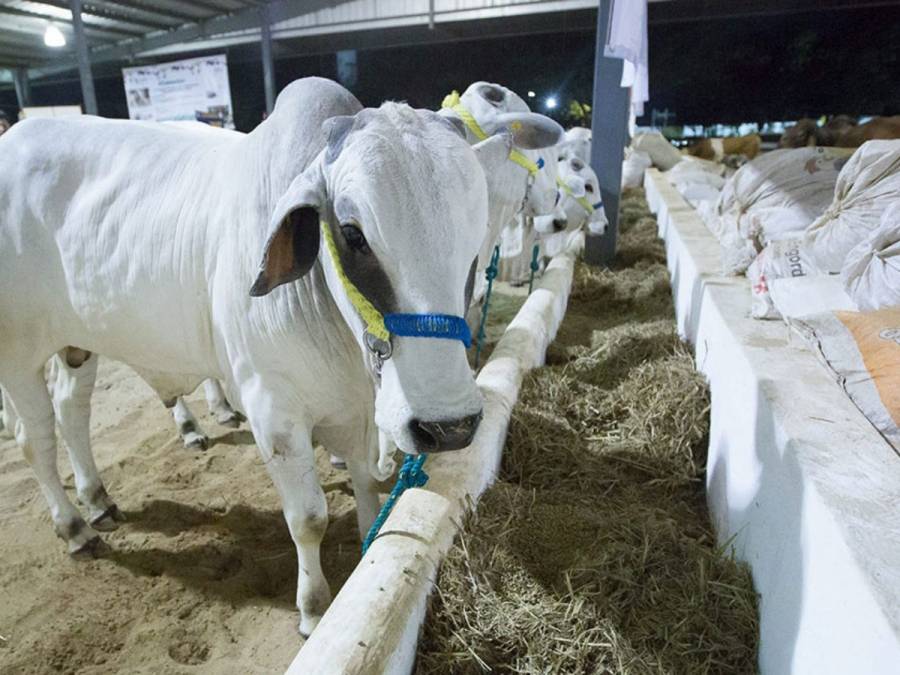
[0,359,361,674]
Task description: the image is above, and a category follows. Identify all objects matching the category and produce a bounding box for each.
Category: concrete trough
[644,169,900,675]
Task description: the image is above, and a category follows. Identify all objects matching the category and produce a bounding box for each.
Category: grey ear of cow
[493,112,564,150]
[250,207,321,297]
[251,165,326,297]
[323,115,357,164]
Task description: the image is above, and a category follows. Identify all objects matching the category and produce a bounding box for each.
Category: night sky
[1,5,897,132]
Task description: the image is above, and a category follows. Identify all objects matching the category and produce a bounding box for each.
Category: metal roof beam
[0,8,138,42]
[0,4,145,36]
[34,0,345,69]
[28,0,178,31]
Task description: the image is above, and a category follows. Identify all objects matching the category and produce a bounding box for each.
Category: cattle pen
[3,2,900,674]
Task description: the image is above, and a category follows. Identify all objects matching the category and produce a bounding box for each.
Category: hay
[419,188,759,674]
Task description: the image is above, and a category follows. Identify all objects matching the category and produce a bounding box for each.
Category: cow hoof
[216,410,246,428]
[91,505,125,531]
[298,617,321,639]
[329,455,348,470]
[70,535,106,560]
[183,432,209,451]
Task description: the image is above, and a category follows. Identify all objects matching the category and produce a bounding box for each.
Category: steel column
[13,67,31,108]
[260,4,275,114]
[69,0,98,115]
[589,0,631,266]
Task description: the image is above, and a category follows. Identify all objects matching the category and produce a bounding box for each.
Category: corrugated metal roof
[0,0,265,68]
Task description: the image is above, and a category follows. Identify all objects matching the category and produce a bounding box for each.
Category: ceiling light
[545,96,558,110]
[44,25,66,48]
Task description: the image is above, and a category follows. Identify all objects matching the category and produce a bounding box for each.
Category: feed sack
[709,147,851,274]
[806,140,900,273]
[622,148,653,188]
[789,307,900,451]
[632,131,683,171]
[842,202,900,310]
[747,238,823,319]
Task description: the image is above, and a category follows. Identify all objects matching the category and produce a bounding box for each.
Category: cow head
[443,81,563,220]
[536,156,603,236]
[779,118,819,148]
[252,104,514,454]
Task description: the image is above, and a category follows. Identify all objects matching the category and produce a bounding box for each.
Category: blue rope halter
[384,313,472,348]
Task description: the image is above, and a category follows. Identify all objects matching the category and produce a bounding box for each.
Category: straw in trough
[419,189,759,674]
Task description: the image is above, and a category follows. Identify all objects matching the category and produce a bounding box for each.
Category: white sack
[747,238,823,319]
[788,307,900,452]
[712,147,850,274]
[806,140,900,273]
[769,276,856,321]
[631,131,682,171]
[622,149,652,189]
[841,201,900,310]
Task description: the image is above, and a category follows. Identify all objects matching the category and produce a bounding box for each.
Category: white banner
[122,54,234,128]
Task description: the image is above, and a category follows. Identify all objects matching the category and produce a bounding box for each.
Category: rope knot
[441,90,462,109]
[399,454,429,488]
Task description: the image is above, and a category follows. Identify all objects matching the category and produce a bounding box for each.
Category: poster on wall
[122,54,234,128]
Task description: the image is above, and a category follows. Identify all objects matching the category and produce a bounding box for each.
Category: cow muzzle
[408,411,483,452]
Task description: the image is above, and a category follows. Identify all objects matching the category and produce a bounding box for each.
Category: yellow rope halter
[556,177,595,215]
[441,91,540,176]
[320,220,390,342]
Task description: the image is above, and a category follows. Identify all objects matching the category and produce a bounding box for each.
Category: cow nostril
[553,219,567,232]
[408,412,483,453]
[409,419,438,451]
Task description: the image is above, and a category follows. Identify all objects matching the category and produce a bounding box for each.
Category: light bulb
[44,25,66,48]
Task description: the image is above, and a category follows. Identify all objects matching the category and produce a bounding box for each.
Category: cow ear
[472,133,513,176]
[251,163,325,297]
[564,174,587,198]
[491,112,563,149]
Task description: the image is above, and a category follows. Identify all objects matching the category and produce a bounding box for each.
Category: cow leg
[52,349,124,532]
[316,423,381,541]
[243,388,330,636]
[346,455,380,541]
[1,387,17,439]
[170,397,209,450]
[203,379,245,427]
[4,368,101,557]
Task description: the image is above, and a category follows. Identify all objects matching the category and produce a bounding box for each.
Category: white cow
[440,82,563,312]
[499,153,606,284]
[0,77,554,634]
[0,117,247,450]
[558,126,592,164]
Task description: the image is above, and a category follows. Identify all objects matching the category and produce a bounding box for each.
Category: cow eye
[340,224,371,254]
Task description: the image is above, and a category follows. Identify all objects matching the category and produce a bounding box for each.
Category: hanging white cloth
[605,0,649,119]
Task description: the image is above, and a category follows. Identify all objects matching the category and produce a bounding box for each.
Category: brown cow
[687,134,762,160]
[780,115,900,148]
[836,115,900,146]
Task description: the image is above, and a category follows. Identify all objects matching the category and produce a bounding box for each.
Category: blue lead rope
[474,245,501,369]
[528,243,540,294]
[361,453,429,555]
